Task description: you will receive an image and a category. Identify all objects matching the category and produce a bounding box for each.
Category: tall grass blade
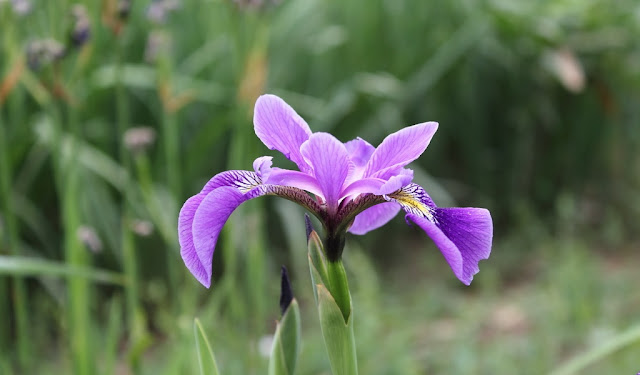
[194,318,221,375]
[0,255,128,285]
[549,324,640,375]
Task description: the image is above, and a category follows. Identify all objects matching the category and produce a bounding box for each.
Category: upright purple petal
[345,137,375,167]
[191,187,248,287]
[364,122,438,179]
[408,208,493,285]
[253,95,312,172]
[349,202,401,235]
[300,132,352,211]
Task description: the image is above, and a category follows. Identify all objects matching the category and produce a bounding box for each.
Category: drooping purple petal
[253,95,312,172]
[300,132,352,211]
[178,193,210,286]
[407,207,493,285]
[180,168,266,287]
[364,122,438,179]
[201,169,263,194]
[349,202,401,235]
[191,187,248,287]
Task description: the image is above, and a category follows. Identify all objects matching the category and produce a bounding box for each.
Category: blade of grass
[102,296,124,375]
[62,106,94,375]
[549,324,640,375]
[0,255,128,285]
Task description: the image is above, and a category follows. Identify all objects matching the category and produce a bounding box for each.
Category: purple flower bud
[279,266,293,315]
[70,4,91,48]
[146,0,181,24]
[123,126,157,154]
[77,225,103,253]
[117,0,132,20]
[130,219,154,237]
[144,31,171,64]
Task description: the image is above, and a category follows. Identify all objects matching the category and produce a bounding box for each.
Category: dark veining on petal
[218,170,263,193]
[335,193,388,234]
[250,184,323,217]
[384,183,436,222]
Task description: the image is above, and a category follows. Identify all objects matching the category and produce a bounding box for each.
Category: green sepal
[268,299,302,375]
[193,318,220,375]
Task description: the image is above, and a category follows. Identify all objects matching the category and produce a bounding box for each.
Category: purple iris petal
[349,202,401,235]
[253,156,273,180]
[178,193,210,286]
[191,187,249,288]
[300,133,353,211]
[364,122,438,179]
[378,170,414,195]
[201,169,263,194]
[340,178,386,199]
[180,169,265,287]
[253,95,312,172]
[344,137,375,167]
[265,168,324,198]
[407,208,492,285]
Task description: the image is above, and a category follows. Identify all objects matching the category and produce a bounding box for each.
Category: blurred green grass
[0,0,639,374]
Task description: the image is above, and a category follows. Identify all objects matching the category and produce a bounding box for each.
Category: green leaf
[0,255,127,285]
[193,318,220,375]
[316,284,358,375]
[268,299,302,375]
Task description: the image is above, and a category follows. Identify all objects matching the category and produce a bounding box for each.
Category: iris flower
[179,94,493,288]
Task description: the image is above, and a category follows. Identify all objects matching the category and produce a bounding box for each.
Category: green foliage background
[0,0,639,374]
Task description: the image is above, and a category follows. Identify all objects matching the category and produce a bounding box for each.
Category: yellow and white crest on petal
[384,184,435,222]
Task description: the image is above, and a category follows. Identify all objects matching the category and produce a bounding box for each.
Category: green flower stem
[115,35,145,372]
[325,260,352,322]
[307,222,358,375]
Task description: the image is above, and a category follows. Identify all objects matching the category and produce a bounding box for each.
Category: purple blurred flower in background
[146,0,180,24]
[10,0,32,15]
[179,94,493,287]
